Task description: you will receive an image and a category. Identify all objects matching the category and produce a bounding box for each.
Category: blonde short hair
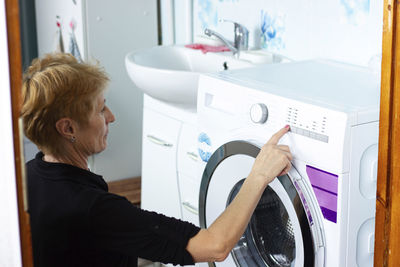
[21,53,109,157]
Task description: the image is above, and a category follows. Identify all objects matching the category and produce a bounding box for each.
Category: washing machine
[196,60,380,267]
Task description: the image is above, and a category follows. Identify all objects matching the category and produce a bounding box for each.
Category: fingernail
[285,124,290,129]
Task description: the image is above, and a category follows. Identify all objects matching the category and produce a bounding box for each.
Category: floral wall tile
[190,0,382,66]
[260,10,286,52]
[197,0,218,30]
[340,0,370,25]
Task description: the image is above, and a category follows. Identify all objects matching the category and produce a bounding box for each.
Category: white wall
[171,0,383,67]
[84,0,158,181]
[35,0,86,59]
[0,1,23,266]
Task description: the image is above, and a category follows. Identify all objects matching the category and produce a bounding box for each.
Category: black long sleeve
[27,152,200,267]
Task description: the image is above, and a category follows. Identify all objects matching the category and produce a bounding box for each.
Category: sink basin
[125,45,283,106]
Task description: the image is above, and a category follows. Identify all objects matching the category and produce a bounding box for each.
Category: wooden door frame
[5,0,400,266]
[5,0,33,266]
[374,0,400,266]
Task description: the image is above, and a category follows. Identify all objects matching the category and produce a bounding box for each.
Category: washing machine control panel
[284,105,331,143]
[247,94,337,144]
[250,103,268,124]
[289,125,329,143]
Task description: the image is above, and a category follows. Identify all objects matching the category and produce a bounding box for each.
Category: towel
[68,32,82,62]
[185,44,230,54]
[54,19,64,53]
[68,19,82,62]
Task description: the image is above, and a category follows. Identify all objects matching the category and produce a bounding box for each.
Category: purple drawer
[312,186,338,223]
[312,186,338,212]
[306,165,338,194]
[306,165,338,223]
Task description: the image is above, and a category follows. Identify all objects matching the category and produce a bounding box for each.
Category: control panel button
[250,103,268,124]
[290,125,329,143]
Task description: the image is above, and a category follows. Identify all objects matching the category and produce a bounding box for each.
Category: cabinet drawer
[178,174,201,226]
[177,123,202,180]
[143,108,182,146]
[141,108,182,219]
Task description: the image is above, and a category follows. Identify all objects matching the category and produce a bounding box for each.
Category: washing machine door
[199,141,325,267]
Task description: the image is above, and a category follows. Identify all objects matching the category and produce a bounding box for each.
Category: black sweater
[27,152,200,267]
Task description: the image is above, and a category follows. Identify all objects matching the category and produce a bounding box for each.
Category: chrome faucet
[204,19,249,57]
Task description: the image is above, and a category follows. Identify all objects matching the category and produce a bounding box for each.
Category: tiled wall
[191,0,383,67]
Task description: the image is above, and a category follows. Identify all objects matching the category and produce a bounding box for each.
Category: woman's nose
[106,107,116,123]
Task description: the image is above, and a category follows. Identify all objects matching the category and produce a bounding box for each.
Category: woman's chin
[92,145,107,155]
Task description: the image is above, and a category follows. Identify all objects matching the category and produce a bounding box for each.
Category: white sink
[125,45,284,106]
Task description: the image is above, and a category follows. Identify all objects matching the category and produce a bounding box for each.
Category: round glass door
[227,178,311,267]
[199,141,325,267]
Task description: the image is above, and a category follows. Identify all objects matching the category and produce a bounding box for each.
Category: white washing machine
[196,60,380,267]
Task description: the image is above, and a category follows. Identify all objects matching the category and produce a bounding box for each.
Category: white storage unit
[34,0,158,181]
[142,95,208,267]
[141,95,198,219]
[141,107,182,218]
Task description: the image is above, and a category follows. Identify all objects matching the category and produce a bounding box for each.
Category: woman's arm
[186,126,292,262]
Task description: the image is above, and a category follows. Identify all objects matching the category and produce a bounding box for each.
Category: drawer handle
[146,135,173,147]
[186,151,199,161]
[182,201,198,215]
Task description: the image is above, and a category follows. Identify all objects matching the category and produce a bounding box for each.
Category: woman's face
[75,92,115,156]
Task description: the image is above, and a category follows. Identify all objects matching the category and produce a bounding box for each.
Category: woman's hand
[249,125,292,186]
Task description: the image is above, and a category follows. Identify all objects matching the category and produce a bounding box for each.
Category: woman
[22,53,292,267]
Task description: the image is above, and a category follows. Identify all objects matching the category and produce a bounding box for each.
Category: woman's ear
[55,118,76,140]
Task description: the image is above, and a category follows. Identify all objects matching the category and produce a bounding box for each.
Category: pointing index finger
[267,125,290,145]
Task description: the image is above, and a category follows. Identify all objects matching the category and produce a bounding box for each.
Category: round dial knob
[250,103,268,124]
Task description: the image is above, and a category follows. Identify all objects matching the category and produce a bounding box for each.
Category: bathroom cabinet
[141,95,203,223]
[142,94,207,266]
[141,107,182,218]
